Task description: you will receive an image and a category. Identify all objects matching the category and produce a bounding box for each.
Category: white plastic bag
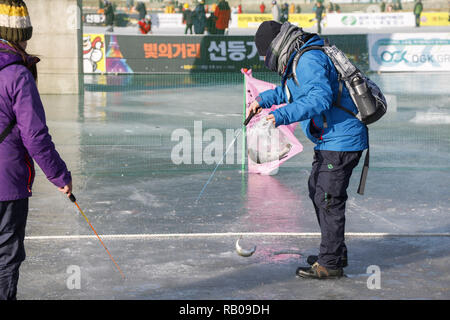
[247,118,292,165]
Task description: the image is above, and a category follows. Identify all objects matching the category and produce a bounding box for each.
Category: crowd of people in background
[95,0,429,35]
[183,0,232,35]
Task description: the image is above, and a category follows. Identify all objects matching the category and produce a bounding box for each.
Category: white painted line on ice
[25,232,450,241]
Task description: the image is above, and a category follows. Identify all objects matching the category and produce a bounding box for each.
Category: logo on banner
[341,15,357,26]
[371,38,450,68]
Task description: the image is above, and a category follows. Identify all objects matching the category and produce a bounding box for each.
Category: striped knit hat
[0,0,32,43]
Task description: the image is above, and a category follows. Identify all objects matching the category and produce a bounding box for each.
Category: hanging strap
[357,125,369,195]
[0,119,16,144]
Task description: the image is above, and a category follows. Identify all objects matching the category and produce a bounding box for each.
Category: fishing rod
[68,193,125,279]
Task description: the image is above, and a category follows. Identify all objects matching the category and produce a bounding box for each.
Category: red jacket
[138,19,151,34]
[260,4,266,13]
[214,2,231,30]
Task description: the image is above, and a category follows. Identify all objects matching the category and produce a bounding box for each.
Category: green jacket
[414,2,423,15]
[105,4,115,26]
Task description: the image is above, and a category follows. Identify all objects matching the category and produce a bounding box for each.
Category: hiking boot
[306,255,348,268]
[296,262,344,279]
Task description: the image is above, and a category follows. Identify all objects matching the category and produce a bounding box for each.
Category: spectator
[238,3,242,14]
[271,0,281,22]
[126,0,134,13]
[211,2,217,13]
[206,13,218,34]
[178,3,184,12]
[138,15,152,34]
[104,1,115,32]
[260,2,266,13]
[296,4,301,13]
[314,1,324,34]
[182,3,194,34]
[328,2,334,13]
[289,3,295,14]
[135,1,147,20]
[166,4,175,13]
[414,0,423,27]
[0,0,72,300]
[380,0,386,12]
[193,0,207,34]
[214,0,231,35]
[280,3,289,23]
[335,2,340,12]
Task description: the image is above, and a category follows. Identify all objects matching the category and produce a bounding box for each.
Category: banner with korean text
[82,34,369,74]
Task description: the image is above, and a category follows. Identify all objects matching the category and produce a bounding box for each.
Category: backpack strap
[291,45,325,86]
[0,57,23,144]
[357,125,369,195]
[0,118,16,144]
[335,78,358,118]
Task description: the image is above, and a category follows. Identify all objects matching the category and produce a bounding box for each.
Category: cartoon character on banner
[83,35,104,73]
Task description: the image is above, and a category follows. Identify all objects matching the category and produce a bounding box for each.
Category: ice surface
[19,72,450,299]
[19,236,450,299]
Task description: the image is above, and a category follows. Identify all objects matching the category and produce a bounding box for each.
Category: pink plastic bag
[242,68,303,175]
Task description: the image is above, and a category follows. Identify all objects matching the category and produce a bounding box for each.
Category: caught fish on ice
[235,237,257,257]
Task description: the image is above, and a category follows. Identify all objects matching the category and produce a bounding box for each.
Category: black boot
[306,255,348,268]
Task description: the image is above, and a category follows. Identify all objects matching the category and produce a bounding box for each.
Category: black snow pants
[308,150,362,269]
[0,198,28,300]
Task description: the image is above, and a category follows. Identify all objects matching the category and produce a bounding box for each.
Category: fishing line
[195,130,242,203]
[195,107,260,203]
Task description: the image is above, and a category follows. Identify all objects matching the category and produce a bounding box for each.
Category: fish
[248,143,292,164]
[235,237,256,257]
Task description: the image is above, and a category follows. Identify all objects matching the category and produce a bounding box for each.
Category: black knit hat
[0,0,33,43]
[254,21,282,56]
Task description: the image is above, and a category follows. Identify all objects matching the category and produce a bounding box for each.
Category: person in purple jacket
[0,0,72,300]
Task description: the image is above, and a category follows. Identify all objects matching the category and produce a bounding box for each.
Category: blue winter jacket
[257,35,368,152]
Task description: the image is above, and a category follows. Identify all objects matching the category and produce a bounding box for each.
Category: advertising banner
[99,35,265,73]
[83,12,130,27]
[149,13,185,28]
[237,14,316,28]
[420,12,450,27]
[327,12,415,28]
[83,34,106,73]
[83,13,105,26]
[83,34,368,74]
[329,0,414,2]
[368,33,450,72]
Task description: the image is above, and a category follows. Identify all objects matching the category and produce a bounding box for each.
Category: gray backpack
[291,39,387,125]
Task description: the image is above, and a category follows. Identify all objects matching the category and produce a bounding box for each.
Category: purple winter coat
[0,42,71,201]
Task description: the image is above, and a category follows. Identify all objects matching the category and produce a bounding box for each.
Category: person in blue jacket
[250,21,368,279]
